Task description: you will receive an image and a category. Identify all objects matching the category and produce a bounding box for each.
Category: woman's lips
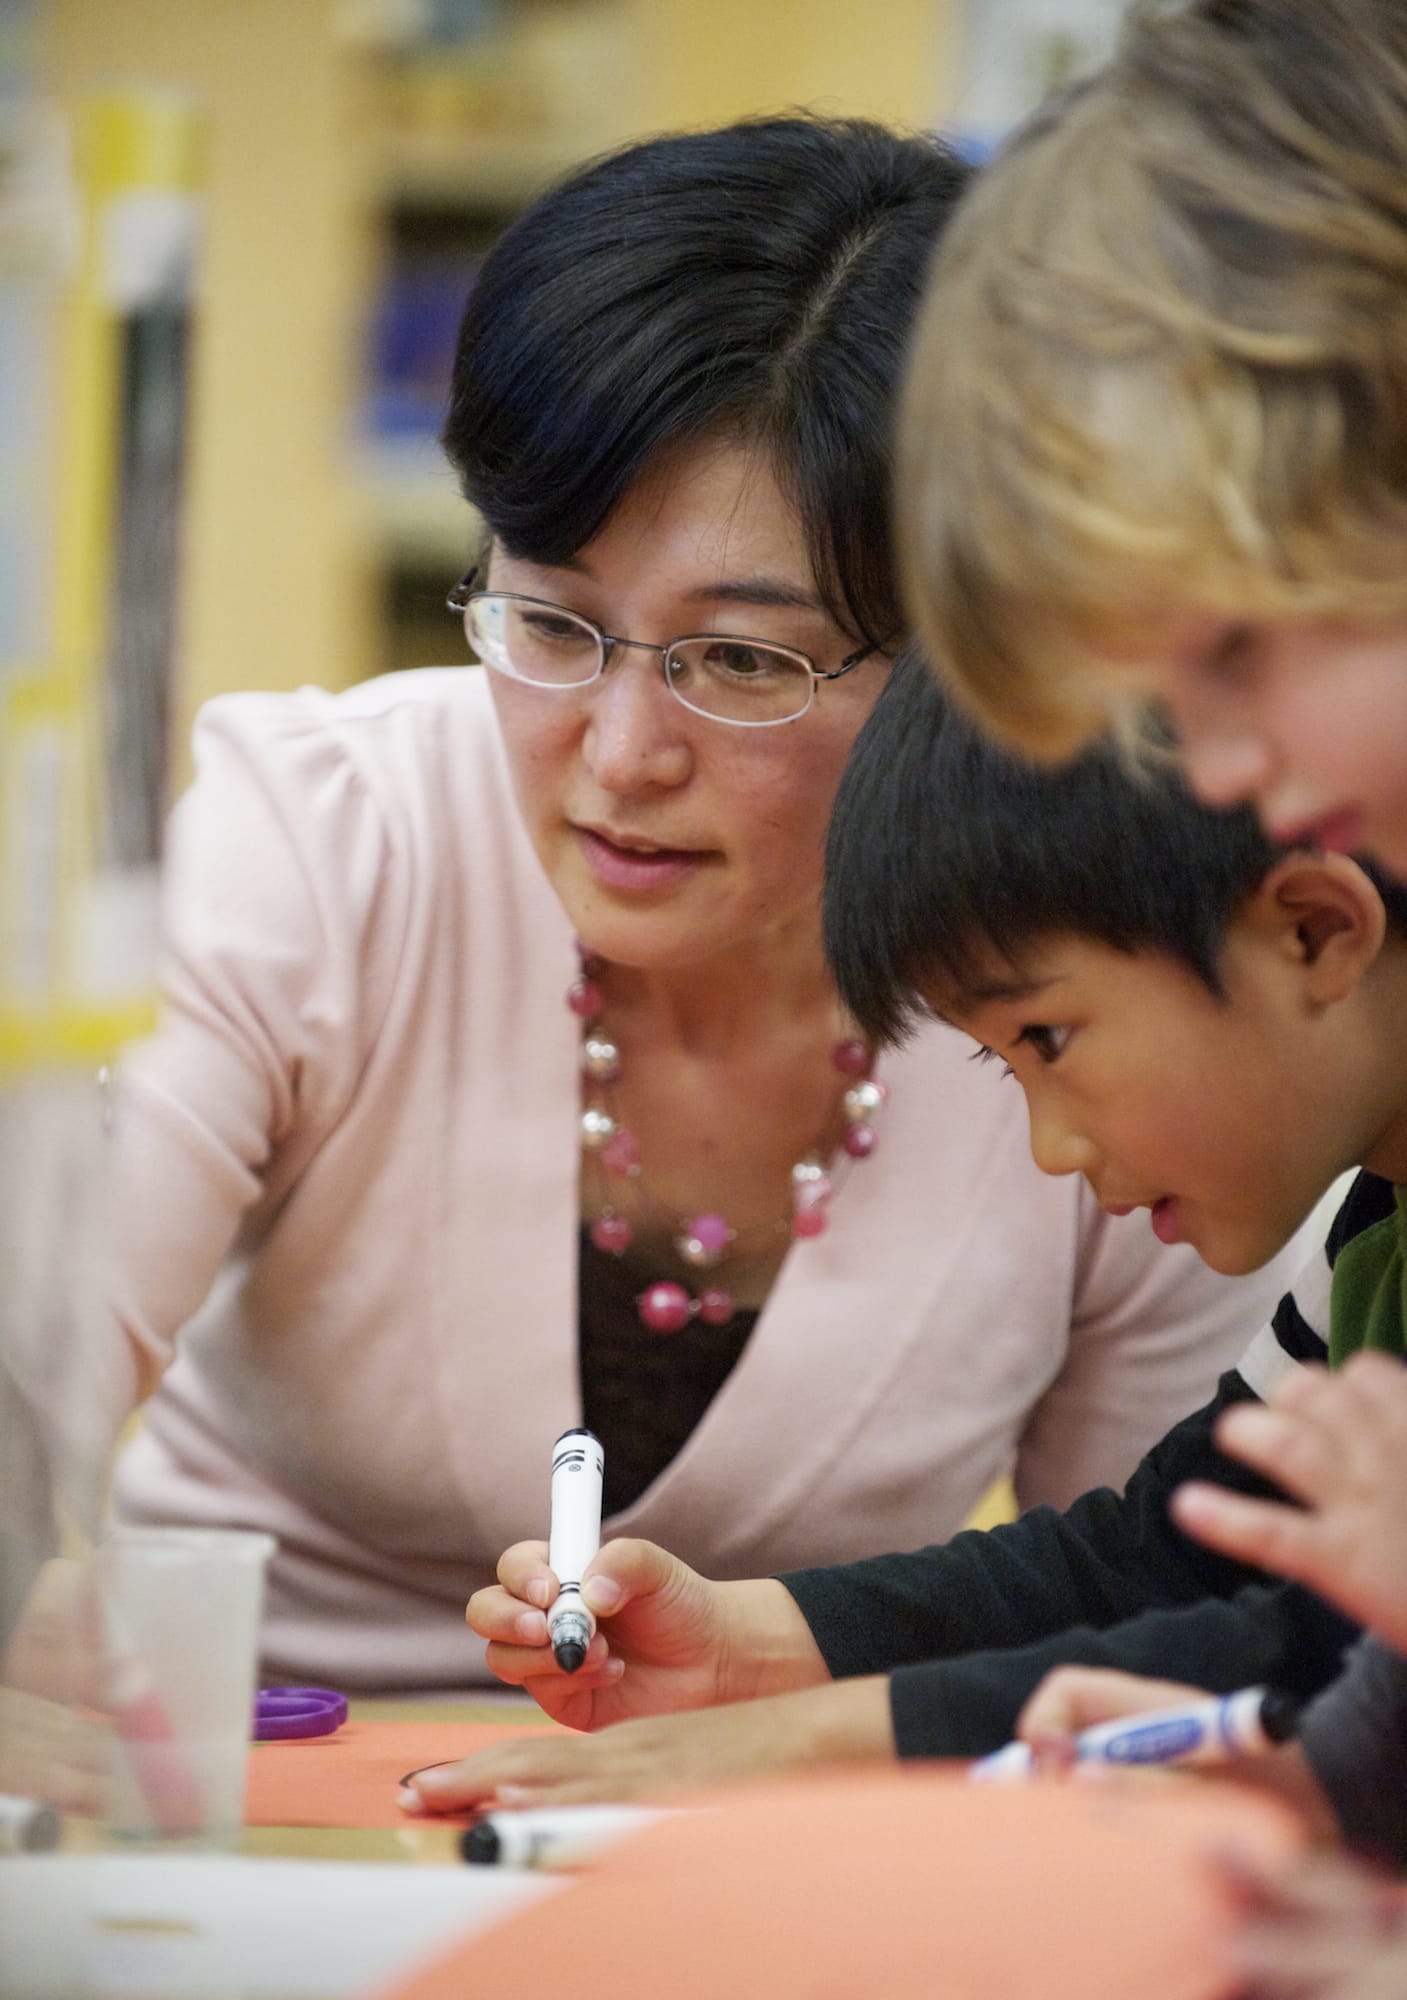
[575,825,709,892]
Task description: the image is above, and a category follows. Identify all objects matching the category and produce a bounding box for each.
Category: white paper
[0,1851,561,1998]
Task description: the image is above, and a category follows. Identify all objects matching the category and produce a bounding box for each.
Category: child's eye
[970,1044,1015,1081]
[1016,1024,1070,1064]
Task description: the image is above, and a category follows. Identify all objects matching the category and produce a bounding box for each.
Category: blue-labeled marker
[547,1427,605,1673]
[970,1685,1301,1782]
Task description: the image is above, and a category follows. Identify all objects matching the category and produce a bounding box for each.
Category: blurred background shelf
[41,0,1127,711]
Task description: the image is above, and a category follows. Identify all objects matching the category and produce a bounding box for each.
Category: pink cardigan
[106,670,1310,1687]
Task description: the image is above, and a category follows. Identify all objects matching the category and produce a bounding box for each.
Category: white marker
[547,1427,604,1674]
[970,1684,1301,1782]
[461,1802,682,1870]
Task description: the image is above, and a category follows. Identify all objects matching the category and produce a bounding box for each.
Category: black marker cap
[553,1637,588,1674]
[461,1821,502,1865]
[1260,1690,1303,1744]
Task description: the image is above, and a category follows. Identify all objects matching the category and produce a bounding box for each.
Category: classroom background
[0,0,1132,1645]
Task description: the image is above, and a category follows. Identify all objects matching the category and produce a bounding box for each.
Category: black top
[578,1228,759,1518]
[779,1172,1397,1758]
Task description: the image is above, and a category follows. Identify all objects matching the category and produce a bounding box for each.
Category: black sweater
[779,1174,1394,1755]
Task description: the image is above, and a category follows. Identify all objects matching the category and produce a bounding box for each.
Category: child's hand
[1014,1667,1340,1835]
[398,1675,895,1815]
[464,1535,826,1733]
[1172,1354,1407,1652]
[1223,1851,1407,2000]
[1014,1665,1209,1772]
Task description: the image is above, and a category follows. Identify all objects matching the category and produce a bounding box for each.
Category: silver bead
[675,1233,723,1269]
[844,1080,884,1122]
[792,1155,827,1186]
[581,1107,616,1149]
[582,1036,622,1082]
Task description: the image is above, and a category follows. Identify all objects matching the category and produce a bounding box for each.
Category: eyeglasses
[446,571,879,728]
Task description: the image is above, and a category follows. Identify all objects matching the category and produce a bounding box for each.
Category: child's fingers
[1212,1401,1345,1507]
[493,1539,554,1608]
[1016,1666,1205,1742]
[1171,1480,1322,1576]
[482,1631,617,1689]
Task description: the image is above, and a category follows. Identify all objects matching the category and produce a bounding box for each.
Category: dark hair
[442,116,972,650]
[826,651,1293,1045]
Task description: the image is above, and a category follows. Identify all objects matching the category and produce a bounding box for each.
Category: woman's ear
[1244,853,1387,1005]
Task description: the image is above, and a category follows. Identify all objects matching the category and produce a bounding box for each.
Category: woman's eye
[522,613,588,645]
[1016,1025,1070,1064]
[700,641,776,679]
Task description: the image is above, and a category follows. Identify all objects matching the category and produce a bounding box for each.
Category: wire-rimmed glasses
[447,572,878,728]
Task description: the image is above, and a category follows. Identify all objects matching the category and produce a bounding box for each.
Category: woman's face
[485,439,889,973]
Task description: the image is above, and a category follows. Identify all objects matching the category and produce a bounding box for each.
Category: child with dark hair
[406,650,1407,1852]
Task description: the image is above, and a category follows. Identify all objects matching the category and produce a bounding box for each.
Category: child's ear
[1245,853,1387,1004]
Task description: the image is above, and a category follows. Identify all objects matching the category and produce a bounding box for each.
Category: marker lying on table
[970,1685,1302,1783]
[0,1793,61,1854]
[462,1803,687,1870]
[547,1427,604,1674]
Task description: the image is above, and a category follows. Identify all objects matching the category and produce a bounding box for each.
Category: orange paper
[244,1717,566,1829]
[373,1768,1305,2000]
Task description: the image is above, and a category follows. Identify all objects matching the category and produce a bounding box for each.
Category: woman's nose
[582,651,693,793]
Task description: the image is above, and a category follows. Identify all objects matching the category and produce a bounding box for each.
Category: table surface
[62,1692,540,1864]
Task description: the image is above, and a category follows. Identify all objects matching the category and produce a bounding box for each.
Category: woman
[91,116,1304,1689]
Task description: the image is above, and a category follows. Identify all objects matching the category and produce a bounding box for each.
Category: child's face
[930,929,1357,1277]
[1093,612,1407,879]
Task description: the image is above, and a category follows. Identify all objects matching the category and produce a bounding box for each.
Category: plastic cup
[99,1527,275,1848]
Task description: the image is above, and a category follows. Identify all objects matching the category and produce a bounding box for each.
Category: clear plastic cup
[99,1527,275,1847]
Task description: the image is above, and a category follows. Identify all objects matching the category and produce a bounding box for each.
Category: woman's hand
[1173,1354,1407,1652]
[0,1685,106,1815]
[464,1536,826,1734]
[399,1675,895,1814]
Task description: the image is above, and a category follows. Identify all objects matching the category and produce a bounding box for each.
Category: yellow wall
[636,0,954,131]
[43,0,378,759]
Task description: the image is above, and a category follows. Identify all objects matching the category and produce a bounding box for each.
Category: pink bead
[794,1172,833,1212]
[843,1121,878,1159]
[600,1127,641,1175]
[685,1212,731,1256]
[638,1281,692,1333]
[832,1038,870,1077]
[698,1287,734,1325]
[791,1203,829,1239]
[590,1213,633,1255]
[568,977,602,1018]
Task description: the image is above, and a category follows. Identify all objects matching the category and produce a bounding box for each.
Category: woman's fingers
[0,1687,107,1815]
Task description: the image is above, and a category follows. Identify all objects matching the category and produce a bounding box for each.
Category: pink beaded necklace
[568,945,886,1332]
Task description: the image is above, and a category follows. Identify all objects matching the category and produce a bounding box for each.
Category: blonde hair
[899,0,1407,758]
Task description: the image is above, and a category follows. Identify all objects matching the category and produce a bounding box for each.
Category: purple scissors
[253,1686,348,1741]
